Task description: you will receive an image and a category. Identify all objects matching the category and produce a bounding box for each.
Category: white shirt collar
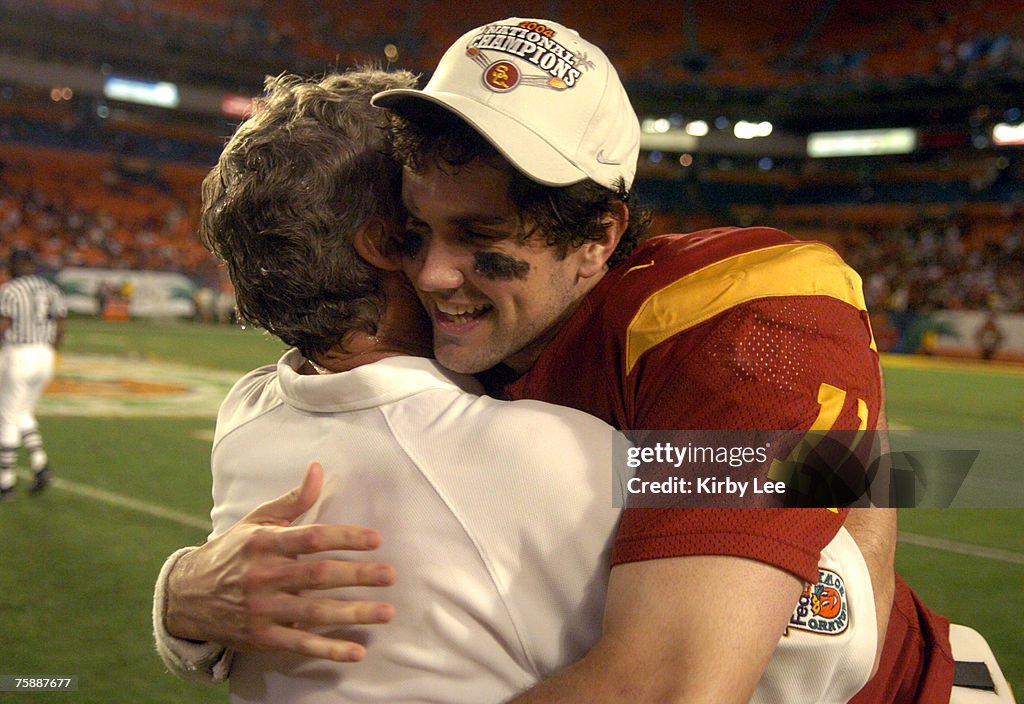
[274,348,483,413]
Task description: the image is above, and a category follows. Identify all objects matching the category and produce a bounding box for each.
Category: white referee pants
[0,343,55,447]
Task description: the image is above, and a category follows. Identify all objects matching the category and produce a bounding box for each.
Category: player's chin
[433,339,504,375]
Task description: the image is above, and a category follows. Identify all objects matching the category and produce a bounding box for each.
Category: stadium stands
[0,142,216,284]
[6,0,1022,84]
[1,0,1022,329]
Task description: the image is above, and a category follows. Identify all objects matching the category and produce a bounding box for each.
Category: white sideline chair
[949,624,1016,704]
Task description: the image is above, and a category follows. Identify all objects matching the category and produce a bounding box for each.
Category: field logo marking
[40,353,239,417]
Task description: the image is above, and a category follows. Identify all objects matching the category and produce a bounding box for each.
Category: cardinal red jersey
[498,226,954,701]
[504,227,872,579]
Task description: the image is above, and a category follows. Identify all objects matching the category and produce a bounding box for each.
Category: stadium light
[686,120,709,137]
[734,120,773,139]
[103,76,180,109]
[992,122,1024,146]
[807,127,917,157]
[641,117,674,134]
[639,130,699,151]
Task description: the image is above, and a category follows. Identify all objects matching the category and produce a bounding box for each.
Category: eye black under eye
[473,251,530,280]
[399,231,425,259]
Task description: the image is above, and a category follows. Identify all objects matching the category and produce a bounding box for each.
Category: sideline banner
[56,267,196,319]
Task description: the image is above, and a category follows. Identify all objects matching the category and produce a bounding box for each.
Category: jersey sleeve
[613,294,881,584]
[612,508,848,585]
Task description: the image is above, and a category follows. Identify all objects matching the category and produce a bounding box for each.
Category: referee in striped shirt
[0,248,66,500]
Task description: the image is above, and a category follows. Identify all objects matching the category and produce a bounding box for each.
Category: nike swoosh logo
[596,150,621,165]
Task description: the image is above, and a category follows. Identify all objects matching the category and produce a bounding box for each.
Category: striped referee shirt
[0,275,68,346]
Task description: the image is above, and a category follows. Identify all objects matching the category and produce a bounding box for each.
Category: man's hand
[164,462,397,662]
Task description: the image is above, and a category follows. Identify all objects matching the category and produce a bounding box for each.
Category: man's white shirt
[154,349,877,703]
[209,350,623,703]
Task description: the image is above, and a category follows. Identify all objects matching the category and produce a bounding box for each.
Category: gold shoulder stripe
[625,242,874,374]
[623,260,655,276]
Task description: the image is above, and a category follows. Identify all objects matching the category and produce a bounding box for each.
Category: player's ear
[353,219,401,272]
[576,200,628,279]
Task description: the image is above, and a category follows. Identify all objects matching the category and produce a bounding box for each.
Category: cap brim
[372,88,588,187]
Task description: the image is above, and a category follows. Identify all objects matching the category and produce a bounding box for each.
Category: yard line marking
[18,470,209,531]
[899,531,1024,565]
[17,470,1024,565]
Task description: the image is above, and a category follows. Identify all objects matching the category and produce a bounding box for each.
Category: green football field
[0,317,1021,702]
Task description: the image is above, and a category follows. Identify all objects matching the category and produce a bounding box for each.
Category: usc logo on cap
[483,60,520,92]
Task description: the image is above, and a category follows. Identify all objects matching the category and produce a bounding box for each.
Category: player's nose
[411,238,466,293]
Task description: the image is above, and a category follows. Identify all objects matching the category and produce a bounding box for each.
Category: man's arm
[156,463,398,675]
[843,373,897,679]
[843,508,896,680]
[508,555,803,703]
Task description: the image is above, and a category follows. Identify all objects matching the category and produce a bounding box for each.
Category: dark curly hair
[386,101,651,267]
[199,68,417,359]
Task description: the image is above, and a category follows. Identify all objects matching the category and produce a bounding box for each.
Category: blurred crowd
[827,215,1024,354]
[2,0,1023,334]
[0,155,223,289]
[0,0,297,71]
[816,2,1024,83]
[3,150,1022,330]
[4,0,1023,88]
[847,217,1024,315]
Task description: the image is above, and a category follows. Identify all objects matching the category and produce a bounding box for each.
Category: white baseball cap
[372,17,640,191]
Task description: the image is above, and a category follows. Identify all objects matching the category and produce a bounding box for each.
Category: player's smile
[434,300,493,325]
[432,300,493,332]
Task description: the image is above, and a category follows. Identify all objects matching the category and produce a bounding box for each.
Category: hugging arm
[506,555,803,703]
[153,463,397,681]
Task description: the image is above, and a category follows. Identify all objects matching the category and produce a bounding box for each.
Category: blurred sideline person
[0,248,66,500]
[975,309,1005,361]
[152,68,629,702]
